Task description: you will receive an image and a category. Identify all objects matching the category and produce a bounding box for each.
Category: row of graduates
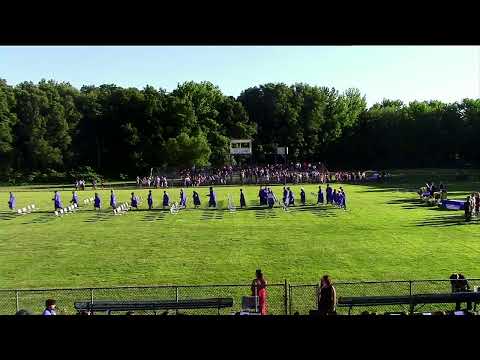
[257,184,347,209]
[48,187,219,211]
[8,185,347,212]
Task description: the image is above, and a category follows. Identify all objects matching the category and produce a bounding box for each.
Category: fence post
[90,288,94,304]
[15,290,19,313]
[288,285,292,315]
[409,281,413,316]
[175,286,179,315]
[284,279,288,315]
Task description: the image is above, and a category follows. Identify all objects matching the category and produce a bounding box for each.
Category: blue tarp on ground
[440,199,465,210]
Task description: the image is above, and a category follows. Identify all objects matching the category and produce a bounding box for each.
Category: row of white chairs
[54,203,78,216]
[83,197,95,205]
[17,204,36,215]
[113,202,130,215]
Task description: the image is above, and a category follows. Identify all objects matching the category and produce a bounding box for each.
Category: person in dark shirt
[240,189,246,208]
[317,275,337,315]
[465,195,472,222]
[450,273,472,311]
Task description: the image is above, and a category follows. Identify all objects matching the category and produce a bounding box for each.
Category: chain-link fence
[2,279,480,315]
[0,283,288,315]
[289,279,480,315]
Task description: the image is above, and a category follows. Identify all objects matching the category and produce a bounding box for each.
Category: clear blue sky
[1,46,478,106]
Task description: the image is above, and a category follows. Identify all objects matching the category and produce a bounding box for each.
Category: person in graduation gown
[326,184,333,204]
[208,187,217,208]
[130,192,138,209]
[317,186,324,205]
[267,189,275,209]
[110,190,117,209]
[8,192,16,210]
[337,191,344,209]
[193,191,201,208]
[52,191,63,210]
[71,191,79,207]
[287,187,295,206]
[300,188,306,206]
[282,187,288,204]
[339,187,347,210]
[163,191,170,208]
[332,189,338,206]
[93,193,101,210]
[180,188,187,208]
[259,187,267,206]
[147,190,153,210]
[240,189,246,208]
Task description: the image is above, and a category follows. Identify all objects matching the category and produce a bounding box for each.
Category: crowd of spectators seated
[137,162,380,188]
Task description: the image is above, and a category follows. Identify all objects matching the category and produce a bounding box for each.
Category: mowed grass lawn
[1,169,480,289]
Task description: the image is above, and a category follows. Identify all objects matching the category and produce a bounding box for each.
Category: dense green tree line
[1,78,479,180]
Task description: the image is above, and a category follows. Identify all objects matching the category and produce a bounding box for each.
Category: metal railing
[289,279,480,315]
[0,283,288,315]
[2,279,479,315]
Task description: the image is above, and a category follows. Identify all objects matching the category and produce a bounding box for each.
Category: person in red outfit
[251,269,268,315]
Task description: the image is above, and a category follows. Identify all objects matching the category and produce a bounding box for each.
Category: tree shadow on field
[0,212,17,221]
[24,213,57,224]
[200,209,225,221]
[254,208,279,219]
[387,198,454,212]
[415,214,478,227]
[142,211,167,222]
[361,187,418,194]
[83,211,113,223]
[289,204,341,218]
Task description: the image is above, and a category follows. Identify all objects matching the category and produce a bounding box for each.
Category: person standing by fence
[42,299,57,316]
[251,269,268,315]
[317,275,337,315]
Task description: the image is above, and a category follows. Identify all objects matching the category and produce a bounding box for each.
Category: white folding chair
[31,204,35,209]
[17,209,22,214]
[59,209,64,215]
[54,211,58,216]
[22,207,27,214]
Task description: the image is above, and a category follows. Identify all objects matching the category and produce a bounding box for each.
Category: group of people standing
[46,187,219,212]
[254,184,347,210]
[8,184,347,213]
[136,176,168,189]
[464,192,480,222]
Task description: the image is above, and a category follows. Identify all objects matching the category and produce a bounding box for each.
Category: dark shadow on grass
[0,213,17,221]
[415,214,478,227]
[83,211,114,223]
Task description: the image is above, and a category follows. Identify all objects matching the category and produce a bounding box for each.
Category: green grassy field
[1,169,480,290]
